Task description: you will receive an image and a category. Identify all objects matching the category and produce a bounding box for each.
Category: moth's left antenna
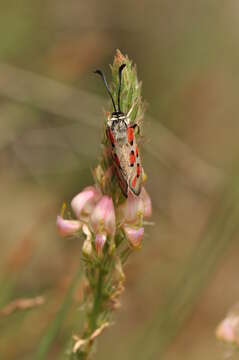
[94,70,117,113]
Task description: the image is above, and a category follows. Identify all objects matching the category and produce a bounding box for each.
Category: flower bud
[82,238,93,257]
[123,226,144,248]
[95,233,107,256]
[90,196,116,237]
[82,224,93,257]
[56,216,81,237]
[71,186,101,220]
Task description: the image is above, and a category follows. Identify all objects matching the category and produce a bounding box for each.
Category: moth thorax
[110,114,127,142]
[110,112,127,122]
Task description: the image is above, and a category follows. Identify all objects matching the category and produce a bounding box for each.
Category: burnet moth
[94,64,142,197]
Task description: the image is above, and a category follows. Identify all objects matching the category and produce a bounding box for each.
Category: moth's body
[106,112,142,197]
[95,63,142,197]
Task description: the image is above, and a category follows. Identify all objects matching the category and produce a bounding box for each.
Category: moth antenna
[94,69,117,112]
[118,64,126,113]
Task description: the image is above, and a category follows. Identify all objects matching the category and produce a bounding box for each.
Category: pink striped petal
[95,233,107,256]
[90,196,116,237]
[71,186,101,220]
[56,216,81,237]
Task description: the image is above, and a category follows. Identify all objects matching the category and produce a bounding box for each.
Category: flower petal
[56,216,81,237]
[123,226,144,248]
[95,233,107,256]
[90,196,116,237]
[119,193,144,224]
[71,186,101,220]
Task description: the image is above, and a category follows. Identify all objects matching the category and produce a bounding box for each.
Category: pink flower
[95,233,107,256]
[56,216,81,237]
[57,186,101,239]
[90,196,116,237]
[216,315,239,344]
[119,193,144,224]
[119,187,152,224]
[71,186,101,221]
[89,196,116,256]
[123,226,144,248]
[118,187,152,247]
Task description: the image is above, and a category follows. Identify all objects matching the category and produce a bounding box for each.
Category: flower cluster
[57,185,152,255]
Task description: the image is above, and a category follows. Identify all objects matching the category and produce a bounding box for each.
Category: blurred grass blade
[34,267,82,360]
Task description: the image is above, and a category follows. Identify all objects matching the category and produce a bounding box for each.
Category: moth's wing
[125,126,142,196]
[114,161,128,197]
[111,143,128,197]
[128,149,142,196]
[113,141,142,197]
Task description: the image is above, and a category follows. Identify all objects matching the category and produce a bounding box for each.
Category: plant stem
[72,266,106,360]
[89,266,104,333]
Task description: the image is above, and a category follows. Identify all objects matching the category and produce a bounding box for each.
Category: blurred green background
[1,1,239,359]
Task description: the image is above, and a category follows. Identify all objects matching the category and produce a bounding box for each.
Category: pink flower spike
[71,186,101,220]
[95,233,107,256]
[123,226,144,248]
[140,187,152,218]
[56,216,81,237]
[119,193,144,224]
[91,196,116,237]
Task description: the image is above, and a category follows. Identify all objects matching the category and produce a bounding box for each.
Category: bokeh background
[1,1,239,359]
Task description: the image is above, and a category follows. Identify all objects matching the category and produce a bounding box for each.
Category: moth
[95,64,142,197]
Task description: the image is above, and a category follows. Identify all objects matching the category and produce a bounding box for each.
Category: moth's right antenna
[118,64,126,113]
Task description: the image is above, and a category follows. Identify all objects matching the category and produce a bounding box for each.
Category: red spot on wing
[127,127,134,145]
[129,151,136,166]
[136,147,139,158]
[131,175,137,189]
